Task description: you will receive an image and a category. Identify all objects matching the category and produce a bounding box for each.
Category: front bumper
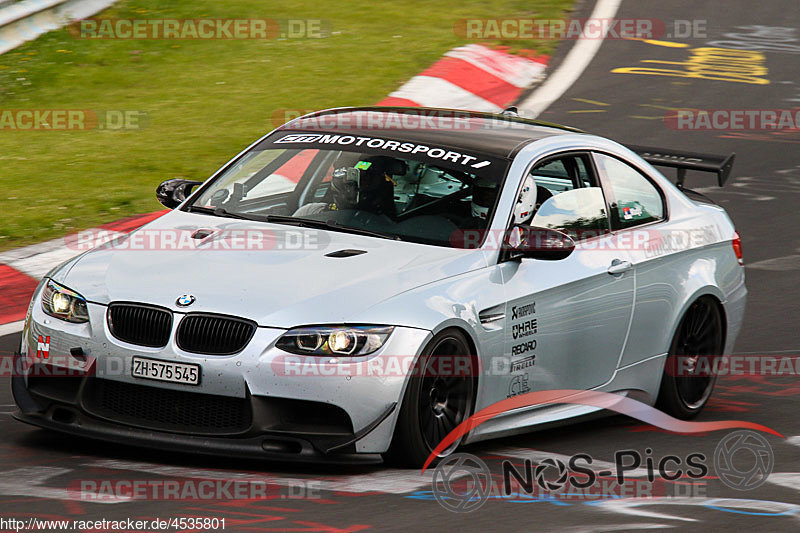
[12,376,393,464]
[14,292,431,461]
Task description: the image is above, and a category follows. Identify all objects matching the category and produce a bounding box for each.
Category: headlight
[41,280,89,323]
[276,326,393,356]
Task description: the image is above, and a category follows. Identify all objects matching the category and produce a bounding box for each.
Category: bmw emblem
[176,294,195,307]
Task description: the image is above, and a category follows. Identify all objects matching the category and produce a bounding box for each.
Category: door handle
[608,259,633,275]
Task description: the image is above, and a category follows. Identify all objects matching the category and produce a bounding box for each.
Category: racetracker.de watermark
[666,109,800,131]
[451,227,720,252]
[70,479,321,501]
[665,354,800,377]
[0,110,147,130]
[273,108,531,131]
[69,18,330,39]
[65,228,327,252]
[453,18,707,40]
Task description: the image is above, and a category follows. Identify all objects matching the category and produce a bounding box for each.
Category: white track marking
[0,321,24,336]
[589,497,800,522]
[561,523,674,532]
[746,255,800,271]
[768,473,800,492]
[0,236,74,263]
[518,0,623,117]
[9,248,81,280]
[0,230,124,280]
[88,459,447,495]
[0,466,128,503]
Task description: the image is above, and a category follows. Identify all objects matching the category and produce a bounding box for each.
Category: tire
[656,297,724,419]
[385,328,476,468]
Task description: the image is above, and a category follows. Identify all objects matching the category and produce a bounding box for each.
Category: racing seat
[528,185,553,221]
[536,185,553,209]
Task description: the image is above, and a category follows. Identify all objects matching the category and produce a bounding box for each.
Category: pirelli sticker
[273,133,494,169]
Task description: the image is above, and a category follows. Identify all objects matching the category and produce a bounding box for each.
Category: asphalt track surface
[2,0,800,531]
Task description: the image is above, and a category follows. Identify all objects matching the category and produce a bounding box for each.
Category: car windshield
[186,131,509,248]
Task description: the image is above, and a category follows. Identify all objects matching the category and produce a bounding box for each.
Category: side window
[529,153,610,240]
[594,153,665,229]
[530,159,574,195]
[531,188,610,240]
[577,157,592,187]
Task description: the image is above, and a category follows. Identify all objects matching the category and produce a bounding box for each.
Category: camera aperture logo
[714,430,773,490]
[431,453,492,513]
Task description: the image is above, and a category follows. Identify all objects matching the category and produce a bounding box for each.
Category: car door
[497,152,635,399]
[591,152,671,368]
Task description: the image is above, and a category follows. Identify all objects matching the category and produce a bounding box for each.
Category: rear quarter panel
[620,201,746,367]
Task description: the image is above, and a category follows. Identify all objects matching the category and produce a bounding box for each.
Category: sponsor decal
[511,302,536,320]
[510,355,535,372]
[36,335,50,359]
[512,319,537,340]
[508,373,531,398]
[274,133,492,169]
[621,205,642,220]
[511,340,536,357]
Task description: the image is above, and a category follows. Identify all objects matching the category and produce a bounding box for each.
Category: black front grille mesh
[83,379,251,435]
[177,314,256,355]
[108,304,172,348]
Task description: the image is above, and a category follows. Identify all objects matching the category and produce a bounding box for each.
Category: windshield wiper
[186,207,401,241]
[264,215,402,241]
[186,205,269,222]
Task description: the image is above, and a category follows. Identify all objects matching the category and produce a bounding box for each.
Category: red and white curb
[378,44,547,112]
[0,211,167,333]
[0,44,549,334]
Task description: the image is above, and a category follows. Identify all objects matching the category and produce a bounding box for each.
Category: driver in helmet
[468,176,537,226]
[513,176,537,225]
[293,155,406,217]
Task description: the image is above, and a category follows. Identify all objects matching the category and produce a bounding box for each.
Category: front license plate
[132,356,200,385]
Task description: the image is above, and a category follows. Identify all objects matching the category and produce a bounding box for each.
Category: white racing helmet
[470,178,497,220]
[513,176,537,224]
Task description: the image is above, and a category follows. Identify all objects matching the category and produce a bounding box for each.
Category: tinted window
[527,153,609,240]
[530,158,574,195]
[594,153,665,229]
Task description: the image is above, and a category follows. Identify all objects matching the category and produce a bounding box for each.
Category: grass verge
[0,0,573,250]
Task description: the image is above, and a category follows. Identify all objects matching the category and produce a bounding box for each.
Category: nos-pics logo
[430,430,774,512]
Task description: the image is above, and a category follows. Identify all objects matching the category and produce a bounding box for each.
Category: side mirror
[503,225,575,261]
[156,179,203,209]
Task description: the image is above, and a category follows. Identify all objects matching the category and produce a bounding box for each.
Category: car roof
[279,106,583,160]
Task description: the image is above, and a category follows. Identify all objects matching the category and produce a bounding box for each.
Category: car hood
[59,210,487,328]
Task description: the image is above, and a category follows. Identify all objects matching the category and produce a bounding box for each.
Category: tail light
[732,231,743,266]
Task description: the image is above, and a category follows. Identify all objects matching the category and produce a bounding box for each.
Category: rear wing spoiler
[625,145,735,189]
